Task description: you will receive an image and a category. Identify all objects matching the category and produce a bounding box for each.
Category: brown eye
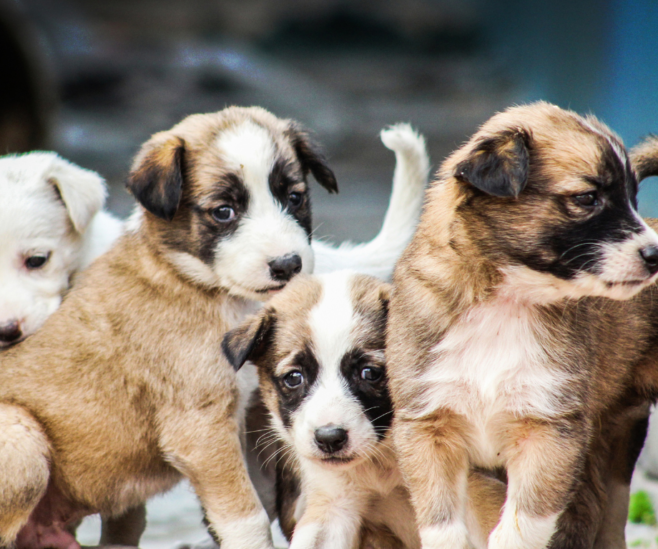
[288,192,304,209]
[283,370,303,389]
[212,206,235,223]
[573,192,599,208]
[360,367,383,382]
[25,253,50,270]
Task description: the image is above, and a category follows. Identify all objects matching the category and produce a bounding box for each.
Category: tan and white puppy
[387,102,658,549]
[224,271,505,549]
[0,152,122,347]
[0,107,427,549]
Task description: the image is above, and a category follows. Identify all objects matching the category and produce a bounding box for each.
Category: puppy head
[126,107,338,300]
[223,271,393,468]
[439,101,658,301]
[0,152,107,347]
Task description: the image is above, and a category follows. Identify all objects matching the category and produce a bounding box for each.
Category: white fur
[489,507,558,549]
[208,508,274,549]
[419,523,469,549]
[212,121,314,300]
[312,124,429,280]
[419,297,572,466]
[0,152,122,347]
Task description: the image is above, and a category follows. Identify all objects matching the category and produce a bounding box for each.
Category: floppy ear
[127,135,185,221]
[286,123,338,194]
[222,309,276,371]
[631,135,658,182]
[47,155,106,234]
[455,129,530,198]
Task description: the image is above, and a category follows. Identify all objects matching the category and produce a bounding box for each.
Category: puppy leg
[158,412,273,549]
[289,483,366,549]
[393,413,470,549]
[100,504,147,546]
[490,419,587,549]
[464,471,505,549]
[0,404,50,545]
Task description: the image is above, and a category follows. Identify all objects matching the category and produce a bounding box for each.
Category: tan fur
[226,273,505,549]
[387,102,658,549]
[0,106,332,548]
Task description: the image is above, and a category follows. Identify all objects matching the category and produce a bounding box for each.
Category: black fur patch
[340,349,393,439]
[273,345,319,428]
[269,158,312,238]
[285,123,339,194]
[456,130,530,198]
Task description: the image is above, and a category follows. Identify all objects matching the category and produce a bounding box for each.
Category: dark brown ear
[455,129,530,198]
[222,309,276,371]
[286,123,338,194]
[127,135,185,221]
[631,135,658,182]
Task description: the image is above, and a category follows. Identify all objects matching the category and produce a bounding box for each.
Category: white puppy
[0,152,122,347]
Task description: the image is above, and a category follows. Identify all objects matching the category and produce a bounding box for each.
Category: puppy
[0,107,426,549]
[224,271,505,549]
[0,152,122,347]
[386,102,658,549]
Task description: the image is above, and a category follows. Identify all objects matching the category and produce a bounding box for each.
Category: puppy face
[441,102,658,301]
[0,152,105,347]
[127,107,338,301]
[223,271,393,468]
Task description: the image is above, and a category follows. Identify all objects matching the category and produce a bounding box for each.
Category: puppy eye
[573,192,599,208]
[25,253,51,270]
[212,206,236,223]
[283,370,304,389]
[360,367,383,382]
[288,192,304,208]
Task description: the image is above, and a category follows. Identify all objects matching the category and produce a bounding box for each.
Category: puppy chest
[419,301,571,456]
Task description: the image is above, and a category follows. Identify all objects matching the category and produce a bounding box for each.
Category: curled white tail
[312,123,429,280]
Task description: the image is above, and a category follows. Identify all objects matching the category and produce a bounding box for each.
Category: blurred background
[2,0,658,546]
[4,0,658,243]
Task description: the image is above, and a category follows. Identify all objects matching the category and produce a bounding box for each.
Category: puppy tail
[311,124,429,280]
[631,134,658,181]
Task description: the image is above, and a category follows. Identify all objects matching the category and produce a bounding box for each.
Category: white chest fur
[419,298,570,466]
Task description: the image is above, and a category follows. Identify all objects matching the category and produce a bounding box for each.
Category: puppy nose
[0,320,22,343]
[314,426,348,454]
[640,246,658,275]
[268,254,302,282]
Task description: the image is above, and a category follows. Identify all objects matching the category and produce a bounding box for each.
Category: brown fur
[0,106,340,549]
[224,273,506,549]
[387,102,658,549]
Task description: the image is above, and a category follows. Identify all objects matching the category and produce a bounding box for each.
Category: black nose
[0,320,22,343]
[268,254,302,282]
[640,246,658,275]
[314,426,348,454]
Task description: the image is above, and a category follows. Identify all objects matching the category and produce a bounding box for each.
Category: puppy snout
[640,245,658,275]
[314,425,348,454]
[268,254,302,282]
[0,320,22,343]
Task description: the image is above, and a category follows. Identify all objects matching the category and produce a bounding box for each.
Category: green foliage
[629,490,658,526]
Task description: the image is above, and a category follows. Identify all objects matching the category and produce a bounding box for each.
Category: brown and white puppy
[223,271,505,549]
[386,102,658,549]
[0,107,427,549]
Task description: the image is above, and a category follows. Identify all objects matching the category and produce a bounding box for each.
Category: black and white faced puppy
[223,271,505,549]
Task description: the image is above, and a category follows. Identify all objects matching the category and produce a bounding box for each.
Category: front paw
[419,523,469,549]
[488,512,558,549]
[211,510,274,549]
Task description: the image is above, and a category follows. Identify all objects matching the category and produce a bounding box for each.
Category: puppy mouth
[319,456,357,466]
[255,284,286,295]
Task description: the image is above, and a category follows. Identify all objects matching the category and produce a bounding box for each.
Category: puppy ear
[455,129,530,198]
[631,135,658,182]
[127,135,185,221]
[47,155,106,234]
[286,123,338,194]
[222,309,276,371]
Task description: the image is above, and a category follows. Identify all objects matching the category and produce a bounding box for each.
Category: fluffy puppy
[0,152,122,347]
[224,271,505,549]
[386,102,658,549]
[0,107,426,549]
